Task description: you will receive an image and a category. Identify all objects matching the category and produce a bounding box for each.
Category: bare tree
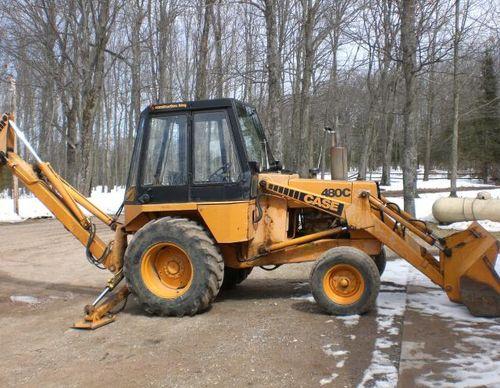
[195,0,215,100]
[450,0,461,197]
[400,0,418,215]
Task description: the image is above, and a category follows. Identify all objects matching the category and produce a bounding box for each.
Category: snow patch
[438,219,500,232]
[320,373,339,386]
[388,188,500,222]
[336,314,359,327]
[358,259,409,388]
[10,295,40,304]
[415,333,500,387]
[0,186,125,222]
[291,293,315,303]
[320,344,349,385]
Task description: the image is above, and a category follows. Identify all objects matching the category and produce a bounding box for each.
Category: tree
[400,0,417,215]
[450,0,461,197]
[195,0,215,100]
[460,48,500,183]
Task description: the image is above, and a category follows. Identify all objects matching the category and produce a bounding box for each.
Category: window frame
[135,111,190,204]
[130,101,254,204]
[141,113,189,188]
[191,109,243,187]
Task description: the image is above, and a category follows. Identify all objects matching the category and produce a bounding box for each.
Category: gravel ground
[0,219,498,387]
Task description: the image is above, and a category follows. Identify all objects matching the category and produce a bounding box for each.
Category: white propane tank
[432,192,500,223]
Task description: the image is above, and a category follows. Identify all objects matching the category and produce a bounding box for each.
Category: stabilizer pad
[72,315,116,330]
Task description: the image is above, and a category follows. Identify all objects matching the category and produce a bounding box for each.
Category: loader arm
[260,178,500,317]
[0,114,129,329]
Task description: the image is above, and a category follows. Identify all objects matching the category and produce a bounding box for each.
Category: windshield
[236,103,272,170]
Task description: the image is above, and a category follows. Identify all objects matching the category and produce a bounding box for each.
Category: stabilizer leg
[73,285,130,330]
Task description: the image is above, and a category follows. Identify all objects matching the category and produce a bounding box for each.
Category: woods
[0,0,499,214]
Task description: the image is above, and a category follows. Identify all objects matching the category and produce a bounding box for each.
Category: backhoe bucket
[441,222,500,317]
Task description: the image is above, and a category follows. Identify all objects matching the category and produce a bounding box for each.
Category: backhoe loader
[0,98,498,329]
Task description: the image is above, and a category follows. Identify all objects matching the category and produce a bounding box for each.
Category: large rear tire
[310,247,380,315]
[124,217,224,316]
[222,267,253,290]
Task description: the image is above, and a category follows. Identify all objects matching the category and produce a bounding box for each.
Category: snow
[335,315,360,327]
[320,169,500,227]
[1,170,499,227]
[407,268,500,387]
[438,219,500,232]
[0,186,125,222]
[10,295,40,304]
[387,188,500,222]
[310,257,500,387]
[291,293,315,303]
[379,177,491,192]
[320,344,349,385]
[320,373,339,386]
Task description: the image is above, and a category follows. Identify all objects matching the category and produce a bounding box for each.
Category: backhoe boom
[0,114,129,328]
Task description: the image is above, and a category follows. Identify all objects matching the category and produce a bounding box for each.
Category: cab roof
[149,98,252,113]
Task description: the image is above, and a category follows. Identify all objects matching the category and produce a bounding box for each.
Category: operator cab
[125,99,277,204]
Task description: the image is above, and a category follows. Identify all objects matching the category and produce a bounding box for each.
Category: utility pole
[7,75,19,215]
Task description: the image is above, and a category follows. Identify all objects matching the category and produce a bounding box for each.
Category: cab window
[193,111,241,183]
[142,114,188,186]
[236,104,269,170]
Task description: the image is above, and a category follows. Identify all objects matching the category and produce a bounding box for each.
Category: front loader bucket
[441,222,500,317]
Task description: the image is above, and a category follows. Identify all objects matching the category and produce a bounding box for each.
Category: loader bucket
[441,222,500,317]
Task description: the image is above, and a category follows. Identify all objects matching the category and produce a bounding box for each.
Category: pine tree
[461,49,500,183]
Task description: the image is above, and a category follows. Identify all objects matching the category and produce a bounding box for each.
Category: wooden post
[7,76,19,215]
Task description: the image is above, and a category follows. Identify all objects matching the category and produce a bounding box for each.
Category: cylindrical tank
[432,192,500,223]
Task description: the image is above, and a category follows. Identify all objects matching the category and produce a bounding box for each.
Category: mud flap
[442,222,500,317]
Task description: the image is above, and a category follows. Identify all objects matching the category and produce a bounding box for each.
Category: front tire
[124,217,224,317]
[310,247,380,315]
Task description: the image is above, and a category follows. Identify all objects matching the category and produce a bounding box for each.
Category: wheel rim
[323,264,365,305]
[141,242,193,299]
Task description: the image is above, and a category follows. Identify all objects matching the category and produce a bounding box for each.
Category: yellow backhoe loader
[0,99,498,330]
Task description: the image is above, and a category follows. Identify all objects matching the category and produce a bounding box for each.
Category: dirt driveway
[0,219,498,387]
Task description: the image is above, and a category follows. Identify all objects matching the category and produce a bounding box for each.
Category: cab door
[190,109,248,202]
[137,112,189,203]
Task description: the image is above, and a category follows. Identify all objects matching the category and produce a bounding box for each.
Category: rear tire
[222,267,253,290]
[310,247,380,315]
[124,217,224,317]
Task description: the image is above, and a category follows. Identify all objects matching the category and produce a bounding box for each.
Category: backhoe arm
[0,114,125,272]
[0,114,129,328]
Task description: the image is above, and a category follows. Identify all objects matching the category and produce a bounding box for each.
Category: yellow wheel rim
[323,264,365,305]
[141,243,193,299]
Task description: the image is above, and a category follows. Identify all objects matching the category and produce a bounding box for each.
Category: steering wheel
[208,163,231,182]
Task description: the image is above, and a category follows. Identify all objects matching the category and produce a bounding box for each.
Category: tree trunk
[381,76,398,186]
[195,0,214,100]
[400,0,418,215]
[264,0,282,161]
[213,1,224,98]
[450,0,460,197]
[299,0,316,176]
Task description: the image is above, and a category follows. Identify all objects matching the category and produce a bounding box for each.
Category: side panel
[198,202,252,243]
[125,201,253,244]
